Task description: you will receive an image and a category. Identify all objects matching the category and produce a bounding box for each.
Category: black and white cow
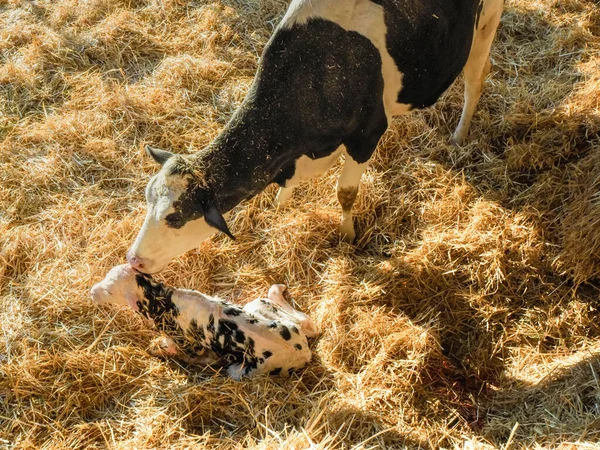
[127,0,504,273]
[90,264,318,379]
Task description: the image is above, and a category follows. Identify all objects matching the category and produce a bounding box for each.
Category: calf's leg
[267,284,318,337]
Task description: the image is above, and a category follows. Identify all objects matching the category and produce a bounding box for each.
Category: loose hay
[1,0,600,448]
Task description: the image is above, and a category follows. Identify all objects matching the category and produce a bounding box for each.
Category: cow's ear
[205,203,235,240]
[145,145,174,166]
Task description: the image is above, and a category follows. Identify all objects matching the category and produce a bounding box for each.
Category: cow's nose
[126,250,147,271]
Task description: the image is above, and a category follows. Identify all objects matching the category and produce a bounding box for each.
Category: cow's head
[126,145,234,274]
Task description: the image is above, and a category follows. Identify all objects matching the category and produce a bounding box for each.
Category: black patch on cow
[279,325,292,341]
[243,338,258,375]
[269,367,282,376]
[188,319,206,343]
[268,321,278,329]
[371,0,481,109]
[294,343,302,351]
[218,319,238,334]
[164,181,213,229]
[216,319,239,352]
[246,337,255,354]
[247,318,259,325]
[262,350,273,359]
[224,307,242,316]
[291,325,299,334]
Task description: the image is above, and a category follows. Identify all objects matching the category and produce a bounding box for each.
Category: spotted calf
[90,264,318,379]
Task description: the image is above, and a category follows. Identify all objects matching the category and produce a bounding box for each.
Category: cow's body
[91,265,318,379]
[127,0,504,274]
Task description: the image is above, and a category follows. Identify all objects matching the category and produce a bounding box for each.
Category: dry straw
[1,0,600,448]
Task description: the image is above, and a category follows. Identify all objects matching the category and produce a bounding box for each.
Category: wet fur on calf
[91,264,317,380]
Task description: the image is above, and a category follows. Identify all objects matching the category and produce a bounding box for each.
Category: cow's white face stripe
[281,0,411,119]
[129,171,216,273]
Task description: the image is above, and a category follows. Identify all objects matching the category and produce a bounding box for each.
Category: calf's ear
[145,145,174,166]
[205,203,236,240]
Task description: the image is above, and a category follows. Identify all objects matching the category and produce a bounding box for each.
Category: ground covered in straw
[1,0,600,448]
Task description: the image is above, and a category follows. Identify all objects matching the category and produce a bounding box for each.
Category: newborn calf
[90,264,318,379]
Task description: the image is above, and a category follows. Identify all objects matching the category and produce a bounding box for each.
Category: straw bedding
[1,0,600,448]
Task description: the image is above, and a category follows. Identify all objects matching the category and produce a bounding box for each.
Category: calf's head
[127,146,234,274]
[90,264,140,310]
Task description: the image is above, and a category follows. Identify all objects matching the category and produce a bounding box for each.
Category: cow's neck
[196,90,318,213]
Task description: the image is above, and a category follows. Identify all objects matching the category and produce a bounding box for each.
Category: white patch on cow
[281,0,412,120]
[128,172,216,274]
[275,146,344,205]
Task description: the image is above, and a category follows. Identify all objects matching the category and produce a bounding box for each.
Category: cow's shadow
[483,349,600,446]
[334,2,600,447]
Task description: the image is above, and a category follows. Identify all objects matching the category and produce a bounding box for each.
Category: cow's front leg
[337,156,369,243]
[275,186,294,206]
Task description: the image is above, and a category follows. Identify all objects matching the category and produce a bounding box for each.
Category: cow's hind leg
[451,0,503,146]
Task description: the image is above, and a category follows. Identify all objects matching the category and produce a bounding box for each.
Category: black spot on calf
[234,329,246,344]
[280,325,291,341]
[224,307,242,316]
[218,319,238,334]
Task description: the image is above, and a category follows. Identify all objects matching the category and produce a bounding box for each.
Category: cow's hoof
[450,134,465,147]
[339,223,356,244]
[275,187,293,207]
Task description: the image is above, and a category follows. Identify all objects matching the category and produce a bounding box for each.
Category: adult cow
[127,0,504,274]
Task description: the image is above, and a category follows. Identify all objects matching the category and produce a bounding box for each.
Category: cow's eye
[165,212,185,229]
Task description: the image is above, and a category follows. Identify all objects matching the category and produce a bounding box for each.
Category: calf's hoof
[148,337,178,358]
